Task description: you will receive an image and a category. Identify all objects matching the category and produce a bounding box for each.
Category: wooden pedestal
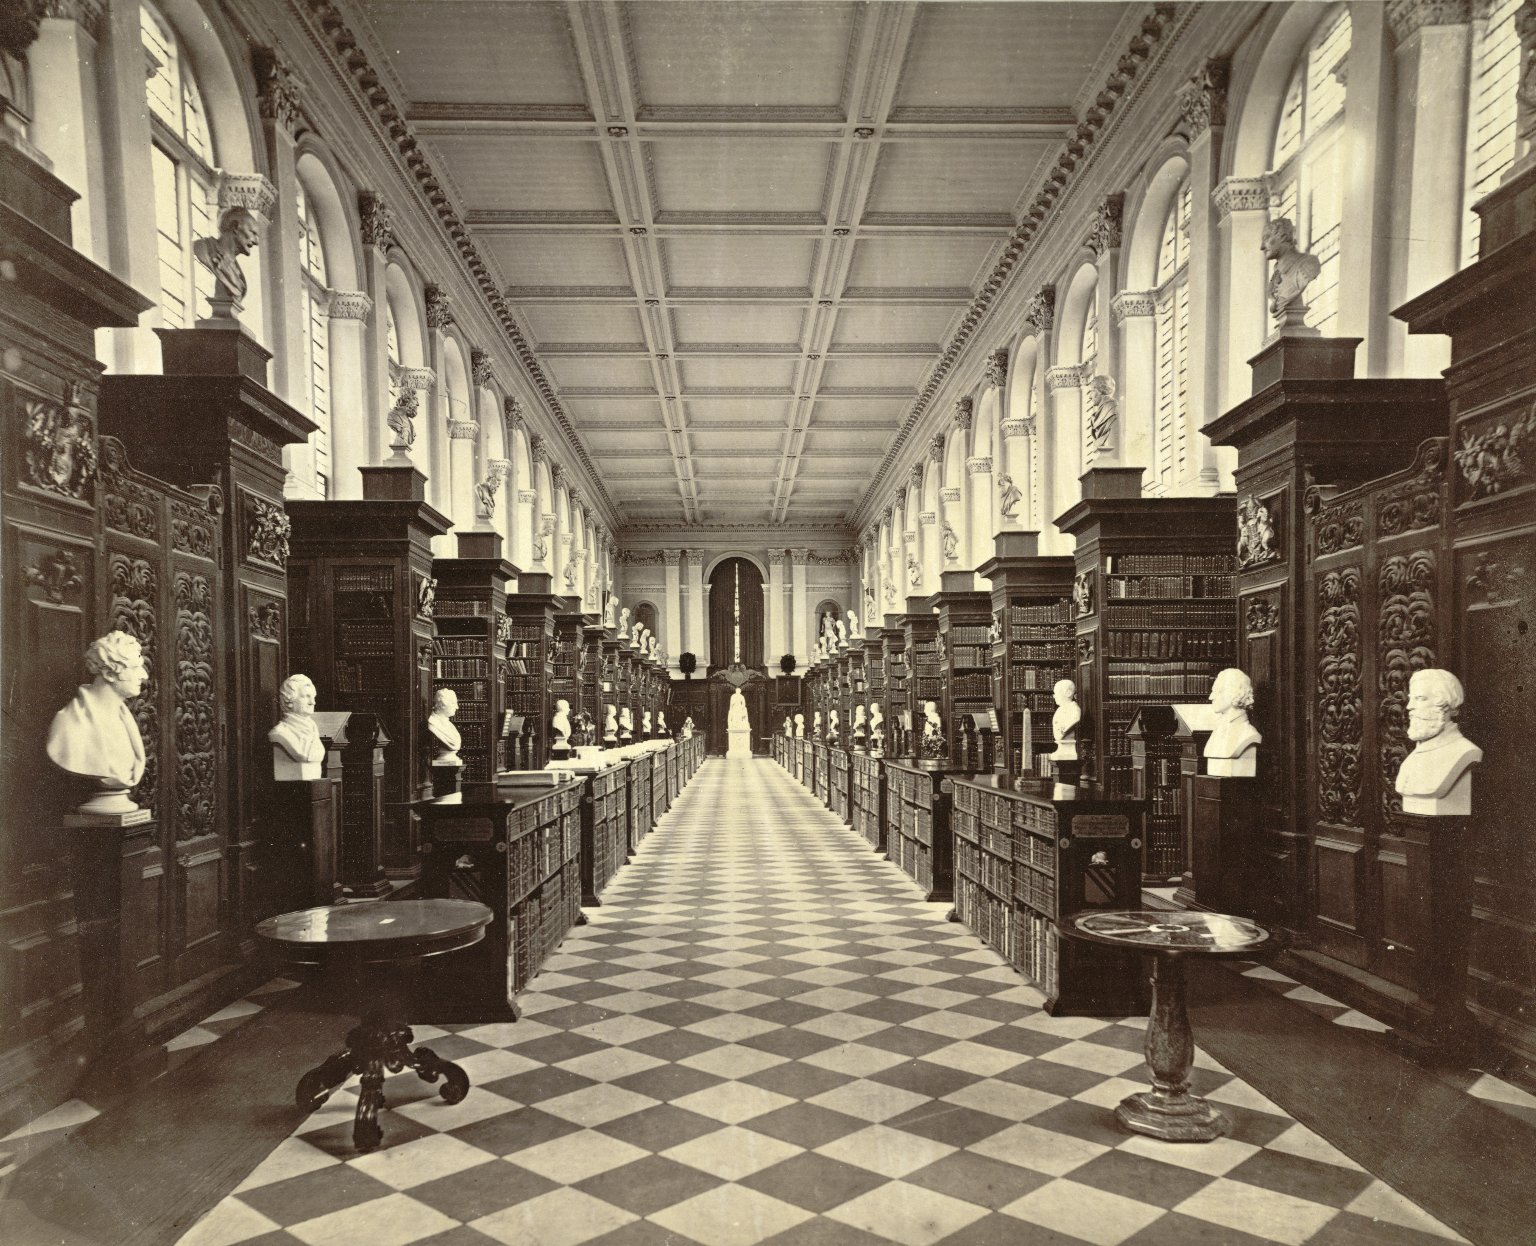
[1175,774,1258,915]
[263,778,341,913]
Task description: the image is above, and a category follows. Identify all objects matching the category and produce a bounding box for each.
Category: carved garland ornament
[23,387,96,501]
[1453,402,1535,502]
[110,554,159,815]
[1377,550,1437,821]
[244,495,291,566]
[1316,567,1363,827]
[1244,594,1282,636]
[174,571,218,840]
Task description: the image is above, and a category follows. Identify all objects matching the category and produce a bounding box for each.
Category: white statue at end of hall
[270,673,326,781]
[1395,669,1483,817]
[1051,679,1080,762]
[47,631,149,816]
[427,688,463,767]
[1204,668,1262,778]
[727,687,752,759]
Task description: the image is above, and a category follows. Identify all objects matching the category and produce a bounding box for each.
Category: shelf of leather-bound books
[950,778,1015,963]
[502,577,563,768]
[883,760,952,902]
[580,759,630,905]
[414,778,584,1015]
[851,752,885,850]
[431,540,515,783]
[881,624,910,758]
[627,750,651,852]
[549,604,588,733]
[933,574,994,772]
[828,747,850,825]
[902,600,943,743]
[582,623,609,732]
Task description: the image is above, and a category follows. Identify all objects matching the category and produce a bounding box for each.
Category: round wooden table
[1066,910,1274,1142]
[256,899,492,1152]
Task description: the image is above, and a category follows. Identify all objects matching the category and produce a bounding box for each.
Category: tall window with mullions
[1463,0,1521,265]
[1151,178,1191,497]
[297,187,332,496]
[142,1,216,329]
[707,557,764,671]
[1268,5,1350,336]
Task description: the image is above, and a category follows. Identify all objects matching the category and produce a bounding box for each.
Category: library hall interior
[2,0,1535,1243]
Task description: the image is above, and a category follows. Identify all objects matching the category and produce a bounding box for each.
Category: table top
[1068,910,1272,956]
[255,899,492,962]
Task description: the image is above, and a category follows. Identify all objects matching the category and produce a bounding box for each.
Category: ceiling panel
[660,235,819,293]
[561,397,664,424]
[802,427,896,455]
[892,3,1131,115]
[366,2,586,107]
[542,356,659,391]
[816,357,930,390]
[647,138,834,219]
[582,428,671,454]
[431,136,614,215]
[690,429,784,455]
[626,2,858,114]
[843,235,999,294]
[684,398,793,426]
[671,305,806,350]
[830,304,960,349]
[491,234,633,291]
[808,397,911,423]
[521,306,648,349]
[678,358,797,392]
[864,138,1052,219]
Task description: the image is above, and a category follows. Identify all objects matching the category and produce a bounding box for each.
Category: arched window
[142,1,216,329]
[815,600,841,645]
[385,300,402,409]
[1463,0,1521,264]
[1152,178,1191,496]
[708,558,764,670]
[635,602,658,637]
[1268,5,1350,334]
[296,186,331,495]
[1079,299,1099,464]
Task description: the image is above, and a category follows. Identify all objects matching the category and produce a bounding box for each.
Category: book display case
[503,573,565,770]
[549,600,589,743]
[1058,473,1237,882]
[851,753,885,850]
[978,533,1075,780]
[932,574,995,772]
[884,761,952,901]
[415,779,584,1015]
[431,532,516,783]
[951,776,1146,1015]
[582,622,609,737]
[286,464,450,884]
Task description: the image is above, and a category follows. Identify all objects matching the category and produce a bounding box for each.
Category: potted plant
[679,651,697,679]
[780,654,797,675]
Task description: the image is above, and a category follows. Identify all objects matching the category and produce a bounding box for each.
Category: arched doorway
[708,557,764,672]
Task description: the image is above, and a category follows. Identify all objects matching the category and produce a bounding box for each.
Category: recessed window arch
[1079,297,1100,465]
[1463,0,1522,265]
[707,557,764,669]
[1268,4,1351,335]
[142,0,216,329]
[635,601,659,637]
[1152,177,1192,496]
[295,185,331,495]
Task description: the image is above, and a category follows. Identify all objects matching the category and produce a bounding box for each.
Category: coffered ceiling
[358,0,1135,530]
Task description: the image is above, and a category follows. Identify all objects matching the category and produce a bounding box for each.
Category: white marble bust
[784,716,793,738]
[552,698,572,752]
[848,608,861,639]
[812,710,822,738]
[620,706,634,738]
[852,704,868,739]
[1395,669,1483,816]
[642,710,653,736]
[682,716,694,740]
[828,709,841,742]
[269,673,325,781]
[1051,679,1081,761]
[657,711,668,736]
[618,607,631,639]
[47,631,148,816]
[427,688,463,767]
[794,713,805,739]
[604,703,619,742]
[1205,668,1262,777]
[604,595,619,629]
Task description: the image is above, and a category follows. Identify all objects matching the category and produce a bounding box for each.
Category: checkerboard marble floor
[177,759,1468,1246]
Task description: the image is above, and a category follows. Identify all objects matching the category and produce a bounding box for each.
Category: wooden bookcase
[861,631,885,757]
[286,463,450,886]
[1058,472,1237,883]
[851,753,886,850]
[430,531,516,783]
[978,532,1076,781]
[582,622,609,741]
[952,776,1146,1015]
[503,573,564,768]
[884,760,952,902]
[931,573,994,772]
[581,760,629,905]
[627,751,652,851]
[415,779,584,1016]
[881,622,908,758]
[828,747,850,825]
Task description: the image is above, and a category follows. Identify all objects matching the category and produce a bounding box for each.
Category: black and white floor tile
[171,759,1469,1246]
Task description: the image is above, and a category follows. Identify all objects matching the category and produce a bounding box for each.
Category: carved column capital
[939,486,962,504]
[517,490,536,505]
[252,46,302,136]
[919,511,937,526]
[504,395,524,427]
[880,505,893,525]
[1386,0,1471,44]
[470,347,494,387]
[1087,193,1125,256]
[488,458,511,480]
[327,289,373,322]
[791,547,810,566]
[448,419,479,441]
[1111,290,1157,323]
[1213,176,1271,223]
[217,172,277,222]
[662,548,681,567]
[1001,417,1034,439]
[550,462,564,486]
[966,456,993,476]
[41,0,106,40]
[529,433,546,464]
[953,395,973,430]
[1046,365,1083,391]
[1023,287,1055,338]
[928,433,946,461]
[1175,57,1231,136]
[767,549,786,568]
[399,366,436,391]
[424,283,453,330]
[984,347,1009,389]
[908,464,924,487]
[358,190,394,251]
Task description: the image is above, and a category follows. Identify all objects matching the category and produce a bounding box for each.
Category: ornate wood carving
[1244,593,1282,636]
[99,439,160,540]
[1237,494,1281,568]
[109,553,160,815]
[1376,550,1436,821]
[1073,570,1096,619]
[1308,490,1364,555]
[174,571,217,840]
[1377,438,1446,537]
[248,599,283,640]
[1453,402,1535,503]
[25,548,83,604]
[171,496,218,558]
[1316,568,1362,827]
[22,385,96,501]
[243,492,291,567]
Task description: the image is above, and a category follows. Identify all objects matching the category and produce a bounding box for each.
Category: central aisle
[186,759,1460,1246]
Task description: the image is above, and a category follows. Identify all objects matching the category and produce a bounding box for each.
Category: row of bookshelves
[1104,670,1221,698]
[1104,629,1235,660]
[1105,574,1234,598]
[436,657,490,679]
[433,600,489,616]
[1103,601,1235,627]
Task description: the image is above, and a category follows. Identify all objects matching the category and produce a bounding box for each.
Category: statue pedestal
[1176,774,1259,915]
[727,728,752,760]
[431,761,463,798]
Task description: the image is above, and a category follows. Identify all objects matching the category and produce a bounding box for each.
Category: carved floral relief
[110,553,160,815]
[1316,568,1362,827]
[1376,551,1436,821]
[175,572,218,840]
[22,387,96,501]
